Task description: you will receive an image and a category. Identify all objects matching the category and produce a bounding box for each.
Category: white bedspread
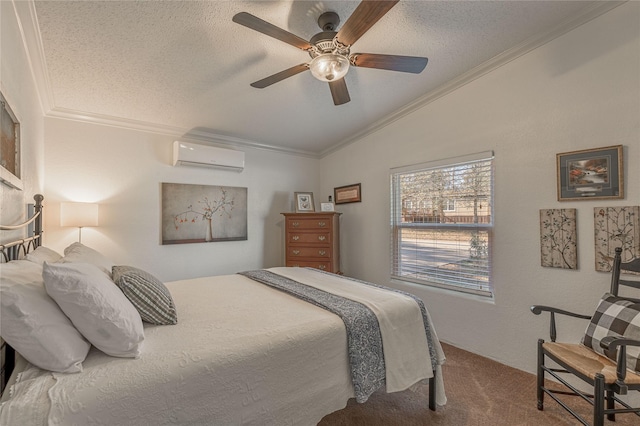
[0,270,445,425]
[269,267,446,400]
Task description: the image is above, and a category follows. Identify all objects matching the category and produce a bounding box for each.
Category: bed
[0,195,446,425]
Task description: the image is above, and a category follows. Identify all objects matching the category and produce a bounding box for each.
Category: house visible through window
[390,151,494,297]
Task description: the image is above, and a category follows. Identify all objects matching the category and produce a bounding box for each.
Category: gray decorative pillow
[582,293,640,372]
[112,266,178,325]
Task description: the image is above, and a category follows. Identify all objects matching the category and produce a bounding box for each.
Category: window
[390,151,494,297]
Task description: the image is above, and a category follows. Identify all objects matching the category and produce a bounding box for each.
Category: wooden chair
[531,247,640,426]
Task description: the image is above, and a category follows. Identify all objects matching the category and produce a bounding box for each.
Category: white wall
[0,0,44,233]
[320,2,640,375]
[43,118,319,281]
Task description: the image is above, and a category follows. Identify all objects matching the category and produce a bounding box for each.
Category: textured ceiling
[31,0,610,156]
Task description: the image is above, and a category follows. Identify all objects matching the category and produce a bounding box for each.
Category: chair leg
[605,390,615,421]
[594,373,605,426]
[537,339,544,410]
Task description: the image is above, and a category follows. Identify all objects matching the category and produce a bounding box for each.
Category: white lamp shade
[60,202,99,227]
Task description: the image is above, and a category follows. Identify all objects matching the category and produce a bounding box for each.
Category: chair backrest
[611,247,640,298]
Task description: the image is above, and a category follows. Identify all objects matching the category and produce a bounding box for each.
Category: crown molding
[319,1,627,158]
[47,107,186,136]
[183,128,320,158]
[12,0,54,115]
[45,107,320,158]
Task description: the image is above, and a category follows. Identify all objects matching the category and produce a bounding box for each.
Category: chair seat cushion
[543,342,640,385]
[582,292,640,373]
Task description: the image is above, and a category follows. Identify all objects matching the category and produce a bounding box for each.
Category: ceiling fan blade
[250,64,309,89]
[351,53,428,73]
[233,12,313,51]
[328,79,350,105]
[335,0,399,47]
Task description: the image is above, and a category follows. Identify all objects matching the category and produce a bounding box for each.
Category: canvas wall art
[594,206,639,273]
[162,183,247,245]
[540,208,577,269]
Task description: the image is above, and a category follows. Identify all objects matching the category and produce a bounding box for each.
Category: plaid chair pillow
[582,293,640,372]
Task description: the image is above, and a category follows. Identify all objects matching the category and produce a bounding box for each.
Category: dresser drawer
[286,261,332,271]
[286,218,333,230]
[287,247,331,259]
[287,231,332,245]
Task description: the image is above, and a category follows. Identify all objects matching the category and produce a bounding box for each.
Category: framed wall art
[0,91,23,190]
[294,192,315,212]
[540,208,577,269]
[556,145,623,201]
[594,206,639,274]
[161,183,247,245]
[334,183,361,204]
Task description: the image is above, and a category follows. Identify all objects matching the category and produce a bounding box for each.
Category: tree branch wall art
[162,183,247,245]
[594,206,639,274]
[540,208,578,269]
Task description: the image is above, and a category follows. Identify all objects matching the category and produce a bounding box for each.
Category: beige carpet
[318,343,639,426]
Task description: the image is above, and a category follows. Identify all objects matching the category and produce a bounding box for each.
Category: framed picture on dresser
[294,192,315,212]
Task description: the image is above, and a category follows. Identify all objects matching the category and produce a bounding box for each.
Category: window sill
[390,277,495,303]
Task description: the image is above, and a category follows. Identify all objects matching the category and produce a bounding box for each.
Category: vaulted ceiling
[25,1,618,156]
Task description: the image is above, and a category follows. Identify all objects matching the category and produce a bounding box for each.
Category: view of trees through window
[391,154,493,296]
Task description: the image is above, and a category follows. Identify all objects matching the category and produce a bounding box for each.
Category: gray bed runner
[238,269,385,403]
[311,268,439,372]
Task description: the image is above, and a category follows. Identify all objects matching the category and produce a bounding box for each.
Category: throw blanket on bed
[312,268,439,371]
[239,269,385,403]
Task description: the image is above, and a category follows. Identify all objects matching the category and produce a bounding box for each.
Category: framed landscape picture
[556,145,623,201]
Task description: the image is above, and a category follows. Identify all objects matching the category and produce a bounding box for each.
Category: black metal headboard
[0,194,44,394]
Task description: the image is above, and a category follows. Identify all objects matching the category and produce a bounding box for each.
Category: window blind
[390,151,494,297]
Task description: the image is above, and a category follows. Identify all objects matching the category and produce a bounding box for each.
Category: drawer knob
[318,250,326,256]
[318,235,326,241]
[319,265,326,270]
[318,222,326,227]
[292,222,300,227]
[292,236,299,241]
[292,250,300,255]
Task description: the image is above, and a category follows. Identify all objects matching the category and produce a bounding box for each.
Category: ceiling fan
[232,0,428,106]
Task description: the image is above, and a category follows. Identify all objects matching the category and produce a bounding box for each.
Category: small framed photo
[557,145,623,201]
[320,202,335,212]
[294,192,315,212]
[334,183,361,204]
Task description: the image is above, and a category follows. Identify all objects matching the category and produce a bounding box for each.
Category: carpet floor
[318,343,639,425]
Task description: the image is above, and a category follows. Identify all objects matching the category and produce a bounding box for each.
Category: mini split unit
[172,141,245,172]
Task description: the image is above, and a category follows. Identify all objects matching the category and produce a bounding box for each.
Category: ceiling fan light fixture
[309,53,350,82]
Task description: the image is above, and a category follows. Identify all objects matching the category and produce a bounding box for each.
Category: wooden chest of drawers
[282,212,341,274]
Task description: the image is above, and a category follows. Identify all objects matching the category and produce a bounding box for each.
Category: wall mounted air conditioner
[172,141,245,172]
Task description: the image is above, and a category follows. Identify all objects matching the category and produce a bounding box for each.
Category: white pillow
[0,260,90,373]
[43,262,144,358]
[25,246,63,265]
[61,242,114,277]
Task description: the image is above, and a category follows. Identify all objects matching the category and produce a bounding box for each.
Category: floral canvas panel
[540,208,577,269]
[162,183,247,244]
[594,206,640,274]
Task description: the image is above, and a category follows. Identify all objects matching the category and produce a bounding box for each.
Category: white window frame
[390,151,494,297]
